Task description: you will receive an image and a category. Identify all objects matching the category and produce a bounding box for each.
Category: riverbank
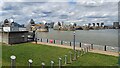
[32,42,118,57]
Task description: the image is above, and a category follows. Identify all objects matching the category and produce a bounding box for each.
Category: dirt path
[32,42,119,57]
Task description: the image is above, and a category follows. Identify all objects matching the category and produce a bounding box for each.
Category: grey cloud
[0,1,118,25]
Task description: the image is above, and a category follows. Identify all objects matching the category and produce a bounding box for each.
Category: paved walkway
[32,42,119,57]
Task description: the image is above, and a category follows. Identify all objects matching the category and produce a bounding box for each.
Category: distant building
[26,19,36,31]
[53,22,75,31]
[101,23,104,27]
[0,31,28,44]
[0,19,29,44]
[26,19,49,32]
[113,22,119,29]
[47,22,54,28]
[2,19,26,31]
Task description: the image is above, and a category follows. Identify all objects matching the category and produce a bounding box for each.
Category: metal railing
[37,38,118,52]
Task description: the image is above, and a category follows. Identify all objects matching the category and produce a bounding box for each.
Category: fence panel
[63,41,70,46]
[55,40,61,45]
[81,43,91,48]
[75,42,80,47]
[93,44,104,51]
[106,46,118,52]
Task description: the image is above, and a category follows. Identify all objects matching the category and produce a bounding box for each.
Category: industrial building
[0,19,30,44]
[0,31,28,44]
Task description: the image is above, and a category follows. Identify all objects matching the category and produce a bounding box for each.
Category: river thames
[37,29,118,47]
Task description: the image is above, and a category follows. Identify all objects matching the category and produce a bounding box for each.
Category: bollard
[77,50,80,57]
[61,41,63,45]
[104,45,107,51]
[58,58,62,68]
[41,62,45,68]
[41,38,42,42]
[10,55,16,68]
[50,40,53,43]
[83,48,86,54]
[51,61,54,68]
[79,42,81,47]
[54,40,55,44]
[85,48,87,53]
[91,44,93,49]
[73,50,77,60]
[28,59,33,68]
[47,39,48,43]
[85,47,87,54]
[69,51,72,63]
[70,42,71,46]
[89,46,91,51]
[64,55,67,64]
[87,47,88,52]
[35,38,37,44]
[81,49,83,56]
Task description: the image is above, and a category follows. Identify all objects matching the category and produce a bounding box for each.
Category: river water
[37,29,118,47]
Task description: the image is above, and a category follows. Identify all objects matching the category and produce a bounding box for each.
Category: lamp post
[73,31,75,51]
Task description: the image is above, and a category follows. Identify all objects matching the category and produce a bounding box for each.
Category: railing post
[80,42,81,47]
[10,55,16,68]
[41,38,42,42]
[28,59,33,68]
[91,44,93,49]
[70,42,71,46]
[61,40,63,45]
[47,39,48,43]
[54,40,55,44]
[104,45,107,51]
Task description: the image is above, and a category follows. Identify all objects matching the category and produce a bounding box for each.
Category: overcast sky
[0,0,119,25]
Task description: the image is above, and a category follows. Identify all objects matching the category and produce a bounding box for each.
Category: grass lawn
[0,44,2,67]
[68,53,118,66]
[2,43,118,66]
